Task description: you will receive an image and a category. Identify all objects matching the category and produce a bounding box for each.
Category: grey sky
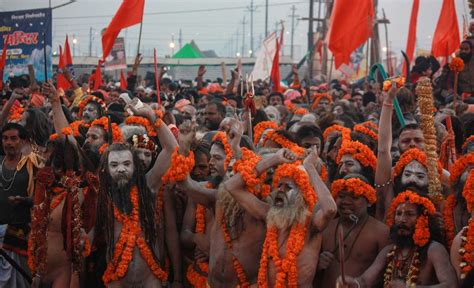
[0,0,469,62]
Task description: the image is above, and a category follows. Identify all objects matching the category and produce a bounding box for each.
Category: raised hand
[274,148,297,165]
[197,65,206,77]
[303,146,319,168]
[178,120,196,154]
[42,80,59,103]
[126,98,155,122]
[231,67,240,80]
[228,120,244,150]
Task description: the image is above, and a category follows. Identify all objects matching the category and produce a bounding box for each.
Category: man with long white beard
[224,146,337,286]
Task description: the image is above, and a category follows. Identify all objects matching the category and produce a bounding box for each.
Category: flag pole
[43,32,48,82]
[137,21,143,55]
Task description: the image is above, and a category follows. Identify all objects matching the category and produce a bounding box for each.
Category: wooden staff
[43,32,48,82]
[153,48,161,105]
[338,226,346,285]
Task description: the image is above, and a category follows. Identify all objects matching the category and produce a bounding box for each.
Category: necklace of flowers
[383,245,421,287]
[459,218,474,279]
[50,186,68,210]
[220,212,250,288]
[443,195,457,248]
[186,182,214,287]
[102,186,168,284]
[258,220,309,288]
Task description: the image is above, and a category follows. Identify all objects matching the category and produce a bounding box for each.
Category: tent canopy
[172,42,204,58]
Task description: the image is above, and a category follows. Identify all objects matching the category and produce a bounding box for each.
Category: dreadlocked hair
[96,143,158,261]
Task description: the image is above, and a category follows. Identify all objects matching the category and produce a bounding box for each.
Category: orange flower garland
[272,163,318,211]
[443,194,457,247]
[49,127,74,142]
[102,186,168,284]
[258,219,310,287]
[78,95,106,117]
[69,120,90,137]
[319,163,328,182]
[459,218,474,279]
[449,57,465,73]
[383,76,405,92]
[353,124,378,142]
[263,130,305,157]
[220,213,250,288]
[323,124,351,141]
[449,153,474,185]
[125,116,157,137]
[253,121,279,145]
[161,147,195,184]
[91,117,123,143]
[293,108,308,115]
[393,148,442,179]
[337,141,377,171]
[361,121,378,131]
[331,178,376,204]
[9,106,24,122]
[233,148,270,198]
[212,131,233,170]
[386,191,436,247]
[311,93,332,110]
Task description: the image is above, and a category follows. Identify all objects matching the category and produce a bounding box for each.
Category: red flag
[64,35,73,65]
[153,48,161,104]
[102,0,145,60]
[270,38,281,93]
[92,61,103,91]
[431,0,460,57]
[0,39,7,90]
[57,46,71,90]
[316,39,324,64]
[327,0,374,69]
[120,70,127,90]
[403,0,420,75]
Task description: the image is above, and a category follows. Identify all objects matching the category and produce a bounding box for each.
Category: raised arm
[224,149,295,221]
[303,146,337,232]
[43,81,70,132]
[375,82,396,221]
[225,67,239,95]
[196,65,206,90]
[0,88,22,126]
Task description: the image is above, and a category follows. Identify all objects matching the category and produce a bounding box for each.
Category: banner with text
[0,8,52,82]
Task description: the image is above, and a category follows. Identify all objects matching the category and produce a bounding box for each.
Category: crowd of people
[1,37,474,288]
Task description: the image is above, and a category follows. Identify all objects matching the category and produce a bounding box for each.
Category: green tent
[172,43,204,58]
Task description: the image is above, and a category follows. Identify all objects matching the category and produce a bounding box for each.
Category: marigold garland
[386,191,436,247]
[353,124,378,142]
[233,148,270,198]
[383,245,421,286]
[392,148,442,179]
[361,121,378,131]
[9,106,24,122]
[443,194,457,248]
[102,186,168,284]
[49,127,74,142]
[220,213,250,288]
[258,220,309,287]
[337,140,377,171]
[331,178,376,204]
[449,153,474,185]
[272,163,318,211]
[90,117,123,143]
[253,121,279,145]
[459,218,474,279]
[383,76,405,92]
[311,93,332,110]
[319,163,328,182]
[263,130,305,157]
[69,120,90,137]
[323,124,351,141]
[212,131,233,170]
[293,108,308,115]
[125,116,157,137]
[161,147,195,184]
[78,95,106,117]
[449,57,465,73]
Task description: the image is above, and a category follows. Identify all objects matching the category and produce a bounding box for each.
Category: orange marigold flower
[337,140,377,171]
[331,178,376,204]
[253,121,279,145]
[449,153,474,185]
[462,170,474,213]
[311,93,332,110]
[78,96,106,117]
[353,124,378,141]
[263,130,305,157]
[125,116,157,137]
[449,57,465,73]
[212,131,233,169]
[323,124,351,141]
[383,76,405,92]
[91,117,123,143]
[393,148,442,179]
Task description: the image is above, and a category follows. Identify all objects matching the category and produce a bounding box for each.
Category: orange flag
[403,0,420,75]
[120,70,127,90]
[431,0,460,57]
[92,61,103,91]
[270,38,281,93]
[102,0,145,60]
[57,46,71,90]
[64,35,73,65]
[328,0,374,69]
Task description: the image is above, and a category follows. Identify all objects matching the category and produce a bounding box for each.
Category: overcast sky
[0,0,469,61]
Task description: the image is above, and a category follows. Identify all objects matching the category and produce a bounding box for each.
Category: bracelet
[374,178,392,189]
[382,102,394,108]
